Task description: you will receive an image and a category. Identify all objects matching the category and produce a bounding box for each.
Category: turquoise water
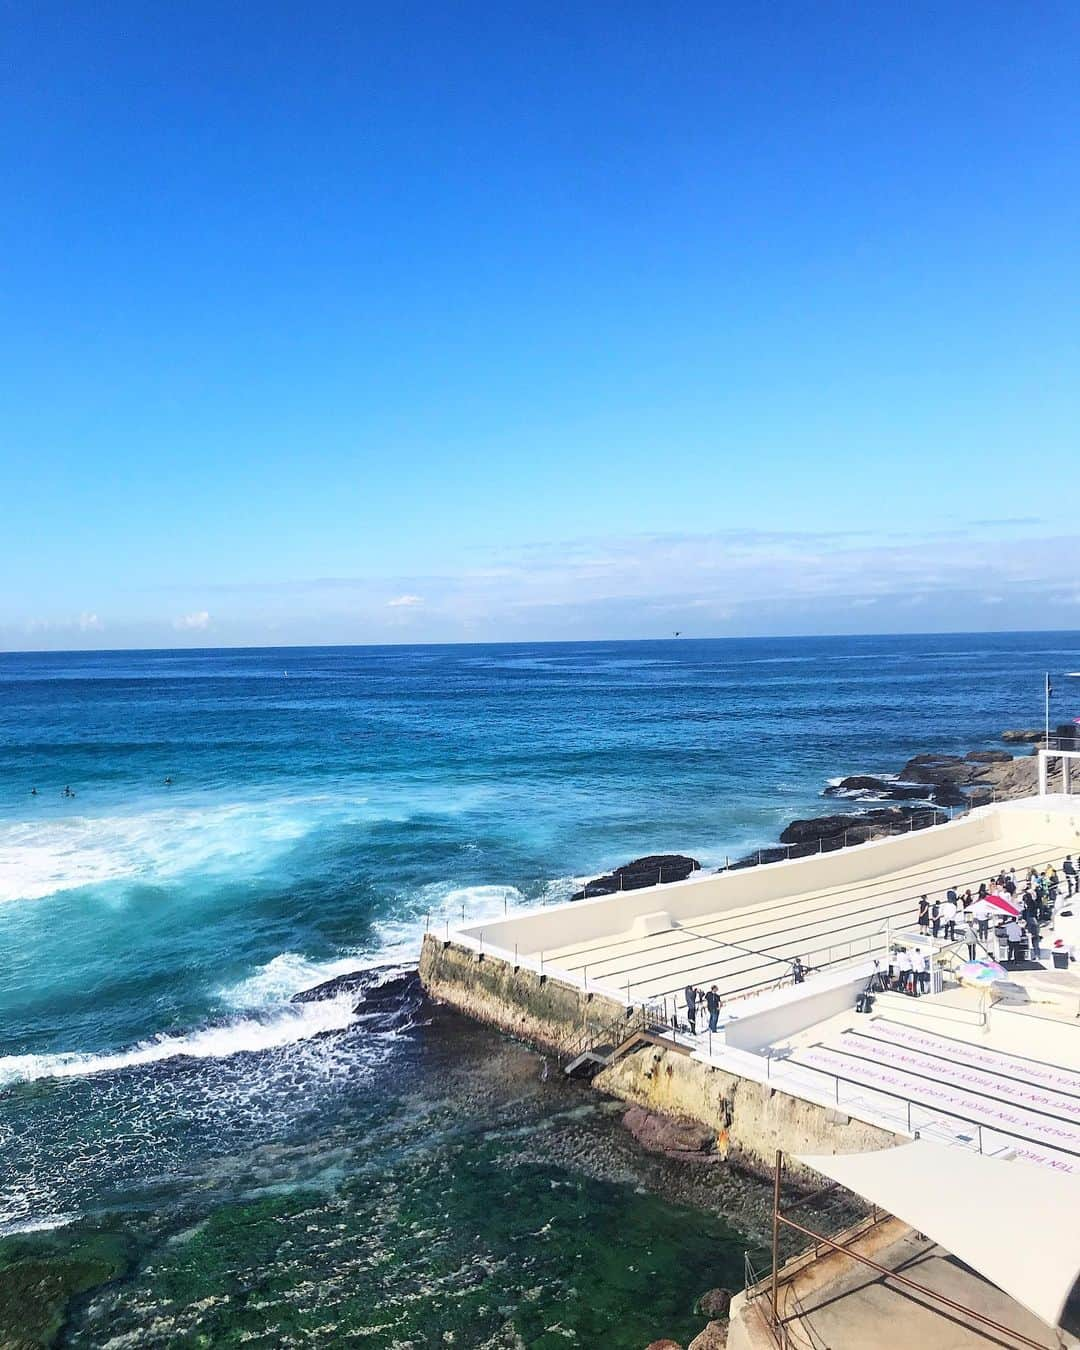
[0,634,1077,1343]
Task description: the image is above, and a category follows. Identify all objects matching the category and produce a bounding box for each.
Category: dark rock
[928,781,970,807]
[777,805,947,850]
[696,1288,733,1319]
[623,1105,717,1162]
[572,854,700,900]
[688,1325,728,1350]
[898,753,980,786]
[1001,728,1044,743]
[965,749,1012,764]
[823,775,931,802]
[293,968,433,1034]
[291,971,379,1003]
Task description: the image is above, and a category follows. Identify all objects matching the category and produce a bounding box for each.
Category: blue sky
[3,1,1078,648]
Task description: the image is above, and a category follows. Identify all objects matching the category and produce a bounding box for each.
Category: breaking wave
[0,995,358,1089]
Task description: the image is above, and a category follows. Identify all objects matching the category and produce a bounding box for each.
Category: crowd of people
[889,855,1077,994]
[677,855,1077,1022]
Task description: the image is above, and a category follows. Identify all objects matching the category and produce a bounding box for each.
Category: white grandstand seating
[788,1016,1080,1175]
[542,833,1069,1005]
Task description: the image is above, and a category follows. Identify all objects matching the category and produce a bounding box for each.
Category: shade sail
[795,1140,1080,1330]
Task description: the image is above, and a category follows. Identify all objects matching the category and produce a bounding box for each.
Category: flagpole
[1045,671,1051,748]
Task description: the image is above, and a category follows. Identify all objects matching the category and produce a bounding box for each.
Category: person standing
[1005,918,1025,965]
[930,900,940,938]
[705,985,722,1033]
[1025,910,1042,961]
[963,919,979,962]
[940,896,957,942]
[1064,855,1077,898]
[897,949,913,995]
[917,896,930,935]
[684,984,698,1034]
[972,896,992,942]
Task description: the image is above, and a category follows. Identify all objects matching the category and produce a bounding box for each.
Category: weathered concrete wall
[420,933,900,1182]
[419,933,629,1055]
[594,1044,899,1181]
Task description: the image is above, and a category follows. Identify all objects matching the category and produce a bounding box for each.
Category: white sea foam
[0,997,358,1089]
[0,799,315,904]
[0,1212,77,1235]
[222,951,373,1009]
[0,784,498,905]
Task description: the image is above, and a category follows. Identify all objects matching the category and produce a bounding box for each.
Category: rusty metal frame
[767,1149,1053,1350]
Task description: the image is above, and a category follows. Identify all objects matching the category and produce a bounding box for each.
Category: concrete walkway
[731,1221,1076,1350]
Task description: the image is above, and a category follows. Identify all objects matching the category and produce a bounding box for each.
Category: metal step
[563,1045,614,1076]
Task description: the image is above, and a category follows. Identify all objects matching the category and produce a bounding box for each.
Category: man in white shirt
[939,897,958,942]
[1004,918,1025,964]
[971,897,993,941]
[896,949,913,994]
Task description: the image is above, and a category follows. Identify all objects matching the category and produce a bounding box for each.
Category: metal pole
[771,1150,782,1329]
[1046,671,1051,749]
[775,1214,1051,1350]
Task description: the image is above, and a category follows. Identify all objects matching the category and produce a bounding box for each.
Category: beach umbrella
[958,959,1007,984]
[985,894,1020,917]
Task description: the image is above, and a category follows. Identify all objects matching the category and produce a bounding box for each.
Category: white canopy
[796,1140,1080,1330]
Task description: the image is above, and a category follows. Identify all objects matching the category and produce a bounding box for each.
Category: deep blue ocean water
[1,633,1077,1345]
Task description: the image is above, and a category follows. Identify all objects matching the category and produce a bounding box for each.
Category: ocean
[1,632,1077,1346]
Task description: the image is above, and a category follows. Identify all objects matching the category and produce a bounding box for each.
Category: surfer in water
[30,786,38,796]
[164,776,173,786]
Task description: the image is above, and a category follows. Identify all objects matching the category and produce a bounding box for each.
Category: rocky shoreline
[573,726,1076,891]
[742,724,1072,867]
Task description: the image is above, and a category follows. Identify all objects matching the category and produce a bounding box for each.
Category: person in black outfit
[684,984,698,1034]
[917,896,930,934]
[705,985,722,1032]
[1064,855,1077,898]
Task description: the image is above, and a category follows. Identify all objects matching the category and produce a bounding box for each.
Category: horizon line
[2,626,1079,659]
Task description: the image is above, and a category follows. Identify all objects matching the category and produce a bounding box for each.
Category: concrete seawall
[419,933,629,1055]
[594,1044,897,1178]
[419,934,899,1181]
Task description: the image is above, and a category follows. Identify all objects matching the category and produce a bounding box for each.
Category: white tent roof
[796,1141,1080,1330]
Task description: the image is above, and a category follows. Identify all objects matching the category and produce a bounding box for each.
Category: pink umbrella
[985,893,1020,917]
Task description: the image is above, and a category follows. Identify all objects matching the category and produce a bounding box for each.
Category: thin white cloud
[78,612,103,632]
[387,594,423,608]
[173,610,210,631]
